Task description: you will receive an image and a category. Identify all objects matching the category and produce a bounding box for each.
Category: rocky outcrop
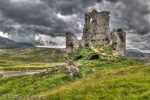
[66,61,79,78]
[66,9,126,56]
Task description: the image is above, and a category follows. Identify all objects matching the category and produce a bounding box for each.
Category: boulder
[66,61,79,78]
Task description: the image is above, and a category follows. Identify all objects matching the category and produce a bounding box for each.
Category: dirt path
[91,47,99,52]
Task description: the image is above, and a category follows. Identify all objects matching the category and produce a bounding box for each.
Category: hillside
[0,36,34,49]
[126,49,150,61]
[126,49,145,57]
[0,47,66,71]
[0,36,21,48]
[42,63,150,100]
[126,49,150,57]
[0,45,149,100]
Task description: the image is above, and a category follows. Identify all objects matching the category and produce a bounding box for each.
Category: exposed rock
[51,69,61,73]
[66,61,79,78]
[77,64,84,69]
[66,66,73,78]
[66,9,126,56]
[91,68,95,73]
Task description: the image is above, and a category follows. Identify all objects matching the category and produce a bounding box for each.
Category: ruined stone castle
[66,9,126,56]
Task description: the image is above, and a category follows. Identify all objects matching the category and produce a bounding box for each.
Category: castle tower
[82,9,111,47]
[66,9,126,56]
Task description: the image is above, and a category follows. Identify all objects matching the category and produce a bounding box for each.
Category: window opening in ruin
[90,18,93,23]
[103,39,105,41]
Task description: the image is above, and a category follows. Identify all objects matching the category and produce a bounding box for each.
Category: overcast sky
[0,0,149,52]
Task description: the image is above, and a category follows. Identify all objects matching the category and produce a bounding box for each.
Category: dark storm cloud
[106,0,118,3]
[0,0,102,39]
[105,0,150,35]
[0,0,149,50]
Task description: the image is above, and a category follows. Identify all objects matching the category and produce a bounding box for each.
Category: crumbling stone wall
[66,32,79,53]
[66,9,126,56]
[110,29,126,56]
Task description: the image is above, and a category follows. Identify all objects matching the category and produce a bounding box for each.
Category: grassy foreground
[42,63,150,100]
[0,57,148,99]
[0,45,149,100]
[0,47,65,71]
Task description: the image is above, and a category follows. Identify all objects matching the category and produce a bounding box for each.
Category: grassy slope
[42,64,150,100]
[0,47,66,71]
[0,45,149,100]
[0,57,147,100]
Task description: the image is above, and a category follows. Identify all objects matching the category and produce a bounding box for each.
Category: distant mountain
[17,43,34,48]
[0,36,34,49]
[143,53,150,57]
[126,49,150,57]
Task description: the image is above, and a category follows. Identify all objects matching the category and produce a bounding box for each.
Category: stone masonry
[66,9,126,56]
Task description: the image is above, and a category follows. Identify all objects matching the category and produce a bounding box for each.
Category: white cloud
[126,33,150,53]
[36,34,66,48]
[57,13,77,23]
[0,31,9,38]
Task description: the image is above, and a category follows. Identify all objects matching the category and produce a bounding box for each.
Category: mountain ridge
[0,36,34,48]
[126,49,150,57]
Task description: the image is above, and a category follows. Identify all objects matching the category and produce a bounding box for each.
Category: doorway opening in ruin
[85,44,89,47]
[88,53,100,60]
[74,55,83,61]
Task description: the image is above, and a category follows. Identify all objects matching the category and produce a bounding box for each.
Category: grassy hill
[0,45,149,100]
[0,47,66,71]
[42,63,150,100]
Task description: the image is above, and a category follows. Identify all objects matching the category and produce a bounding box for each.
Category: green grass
[0,46,149,100]
[0,47,65,71]
[68,47,95,60]
[68,44,115,63]
[0,70,82,100]
[41,64,150,100]
[0,55,147,100]
[94,44,114,55]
